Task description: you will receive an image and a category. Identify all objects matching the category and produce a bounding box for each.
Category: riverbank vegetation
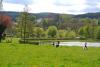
[7,12,100,42]
[0,9,100,43]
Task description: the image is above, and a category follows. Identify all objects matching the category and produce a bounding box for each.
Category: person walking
[83,42,88,50]
[56,41,60,47]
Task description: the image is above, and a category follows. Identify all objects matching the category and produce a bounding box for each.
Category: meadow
[0,39,100,67]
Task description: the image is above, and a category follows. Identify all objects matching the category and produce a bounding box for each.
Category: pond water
[59,42,100,47]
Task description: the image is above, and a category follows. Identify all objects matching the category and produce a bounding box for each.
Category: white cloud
[2,0,88,14]
[29,0,87,14]
[55,0,86,5]
[3,2,24,12]
[96,3,100,8]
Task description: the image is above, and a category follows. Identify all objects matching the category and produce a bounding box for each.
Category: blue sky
[2,0,100,14]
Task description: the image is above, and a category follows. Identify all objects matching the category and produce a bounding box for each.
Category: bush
[19,39,39,45]
[94,26,100,39]
[47,26,58,38]
[65,30,76,39]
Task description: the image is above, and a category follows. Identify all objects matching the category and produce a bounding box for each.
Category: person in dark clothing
[52,42,55,46]
[2,33,6,40]
[83,42,88,50]
[56,41,60,47]
[0,25,6,42]
[0,34,2,42]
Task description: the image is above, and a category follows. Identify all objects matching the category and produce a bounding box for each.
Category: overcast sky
[2,0,100,14]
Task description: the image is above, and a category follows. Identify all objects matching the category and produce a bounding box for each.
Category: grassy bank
[2,37,100,44]
[0,42,100,67]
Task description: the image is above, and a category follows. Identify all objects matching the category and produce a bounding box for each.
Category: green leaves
[94,26,100,39]
[47,26,58,38]
[33,27,45,38]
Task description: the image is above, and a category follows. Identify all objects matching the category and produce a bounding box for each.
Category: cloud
[4,0,33,5]
[3,0,87,14]
[83,7,100,13]
[54,0,87,14]
[82,0,100,13]
[28,0,86,14]
[86,0,100,6]
[3,2,24,12]
[2,0,100,14]
[54,0,86,6]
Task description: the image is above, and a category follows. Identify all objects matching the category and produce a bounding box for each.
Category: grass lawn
[0,41,100,67]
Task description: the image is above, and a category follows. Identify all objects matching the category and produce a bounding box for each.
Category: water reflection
[59,42,100,47]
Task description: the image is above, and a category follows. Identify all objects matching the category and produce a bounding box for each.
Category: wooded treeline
[13,11,100,40]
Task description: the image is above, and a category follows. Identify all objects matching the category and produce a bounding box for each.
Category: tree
[34,27,45,38]
[0,15,12,42]
[41,18,49,29]
[81,18,92,25]
[65,30,76,39]
[78,25,94,38]
[78,27,85,38]
[97,18,100,25]
[58,14,72,29]
[47,26,58,38]
[58,30,66,38]
[16,12,35,38]
[94,26,100,39]
[84,25,93,38]
[58,14,71,23]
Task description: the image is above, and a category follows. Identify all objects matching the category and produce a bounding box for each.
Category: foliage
[65,30,76,39]
[78,27,85,37]
[78,25,94,38]
[41,18,49,29]
[47,26,58,38]
[58,30,66,38]
[94,26,100,39]
[1,11,99,40]
[16,12,35,38]
[0,15,12,27]
[0,15,12,42]
[33,27,45,38]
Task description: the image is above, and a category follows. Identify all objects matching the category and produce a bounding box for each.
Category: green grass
[0,42,100,67]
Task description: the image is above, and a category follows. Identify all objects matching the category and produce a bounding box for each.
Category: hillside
[0,11,60,21]
[0,11,100,21]
[74,12,100,18]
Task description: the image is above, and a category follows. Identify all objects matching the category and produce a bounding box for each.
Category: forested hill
[0,11,61,21]
[74,12,100,18]
[0,11,100,21]
[0,11,20,21]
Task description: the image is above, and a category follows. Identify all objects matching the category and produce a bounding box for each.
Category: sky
[1,0,100,14]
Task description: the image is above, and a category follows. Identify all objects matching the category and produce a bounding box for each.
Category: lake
[59,42,100,47]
